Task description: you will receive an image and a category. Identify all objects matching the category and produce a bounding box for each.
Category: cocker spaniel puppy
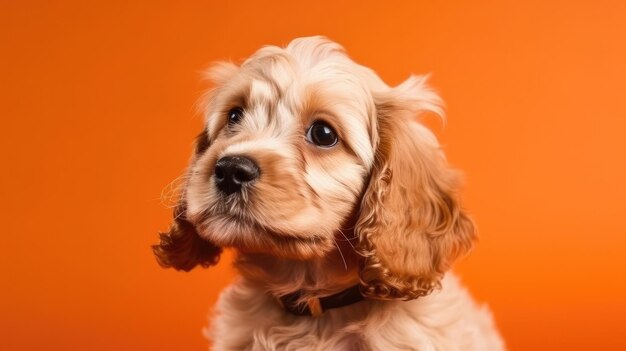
[154,36,505,351]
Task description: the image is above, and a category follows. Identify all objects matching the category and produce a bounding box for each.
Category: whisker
[333,238,348,271]
[174,209,185,221]
[160,173,190,208]
[336,229,356,251]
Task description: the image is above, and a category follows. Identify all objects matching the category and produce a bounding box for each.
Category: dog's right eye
[227,107,244,125]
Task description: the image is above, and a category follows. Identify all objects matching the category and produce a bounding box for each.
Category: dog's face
[184,41,378,259]
[154,37,476,300]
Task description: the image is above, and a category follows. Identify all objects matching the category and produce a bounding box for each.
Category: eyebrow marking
[195,129,210,155]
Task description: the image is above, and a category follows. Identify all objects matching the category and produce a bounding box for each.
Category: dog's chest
[206,276,506,351]
[207,285,368,350]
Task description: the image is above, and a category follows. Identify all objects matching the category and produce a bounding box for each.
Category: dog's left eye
[306,121,338,148]
[227,107,244,125]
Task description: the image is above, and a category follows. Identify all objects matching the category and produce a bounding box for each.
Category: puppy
[153,36,506,351]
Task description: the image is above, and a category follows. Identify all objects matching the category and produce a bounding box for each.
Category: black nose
[214,156,260,195]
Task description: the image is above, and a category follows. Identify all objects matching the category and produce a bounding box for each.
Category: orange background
[1,1,625,350]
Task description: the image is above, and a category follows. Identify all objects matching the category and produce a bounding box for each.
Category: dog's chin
[195,214,334,260]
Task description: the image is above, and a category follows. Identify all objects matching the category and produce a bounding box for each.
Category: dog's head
[153,36,475,300]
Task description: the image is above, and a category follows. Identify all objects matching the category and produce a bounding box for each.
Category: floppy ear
[356,76,476,300]
[152,131,222,271]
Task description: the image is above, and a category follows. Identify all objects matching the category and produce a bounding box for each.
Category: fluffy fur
[154,36,506,351]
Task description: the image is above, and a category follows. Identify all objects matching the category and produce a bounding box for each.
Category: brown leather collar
[278,285,364,317]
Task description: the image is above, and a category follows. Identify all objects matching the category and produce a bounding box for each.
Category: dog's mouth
[193,211,333,258]
[225,213,324,243]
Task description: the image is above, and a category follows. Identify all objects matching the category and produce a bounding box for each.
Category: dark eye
[227,107,244,125]
[306,121,338,148]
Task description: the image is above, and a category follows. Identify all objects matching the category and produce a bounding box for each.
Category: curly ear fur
[356,76,476,300]
[152,131,222,271]
[152,204,222,271]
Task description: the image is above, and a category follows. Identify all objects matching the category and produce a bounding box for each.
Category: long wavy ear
[152,131,222,271]
[356,76,476,300]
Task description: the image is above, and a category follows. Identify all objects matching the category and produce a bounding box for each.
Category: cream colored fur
[153,36,506,351]
[207,274,504,351]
